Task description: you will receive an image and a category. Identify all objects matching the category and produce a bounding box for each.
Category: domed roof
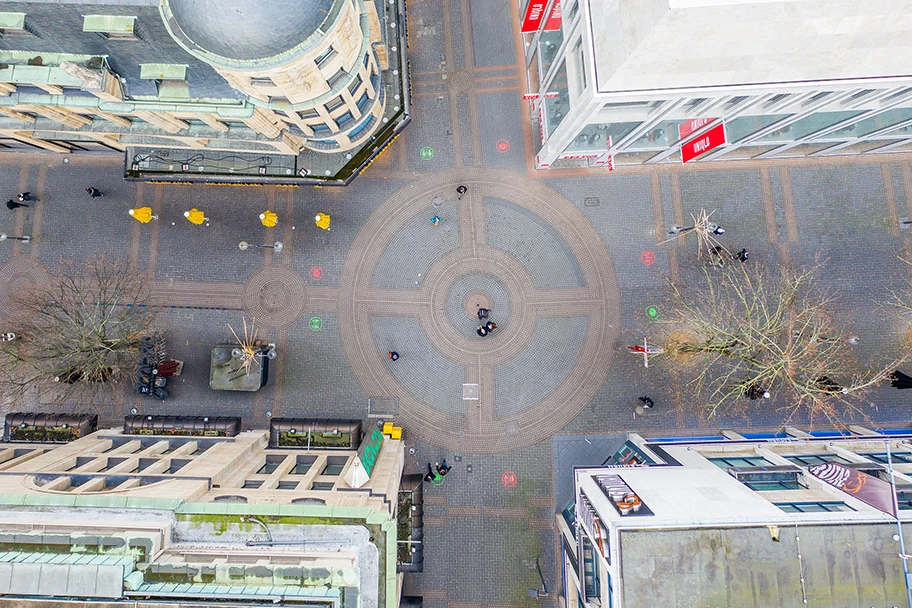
[165,0,337,62]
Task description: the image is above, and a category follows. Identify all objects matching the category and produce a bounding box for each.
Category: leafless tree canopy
[0,255,158,409]
[663,261,897,425]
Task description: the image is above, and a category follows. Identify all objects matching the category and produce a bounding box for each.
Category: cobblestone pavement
[1,0,912,605]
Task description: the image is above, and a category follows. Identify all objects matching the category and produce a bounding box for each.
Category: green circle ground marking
[309,317,323,331]
[645,305,660,319]
[419,146,435,160]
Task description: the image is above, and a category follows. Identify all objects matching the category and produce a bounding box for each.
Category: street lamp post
[0,233,30,243]
[238,241,283,252]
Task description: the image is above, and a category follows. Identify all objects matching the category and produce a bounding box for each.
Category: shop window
[776,501,853,513]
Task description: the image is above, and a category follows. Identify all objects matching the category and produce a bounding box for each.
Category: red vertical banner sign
[521,1,548,32]
[544,0,562,30]
[681,123,726,163]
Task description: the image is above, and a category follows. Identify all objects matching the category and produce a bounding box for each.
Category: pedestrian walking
[388,351,399,361]
[86,187,104,198]
[712,226,725,235]
[431,215,442,226]
[436,460,451,476]
[485,321,497,332]
[456,185,467,200]
[18,192,36,202]
[638,396,654,409]
[744,384,770,400]
[5,199,27,210]
[736,248,749,262]
[477,307,489,320]
[477,325,488,337]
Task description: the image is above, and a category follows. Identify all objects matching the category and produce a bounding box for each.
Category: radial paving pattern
[338,166,622,453]
[0,257,51,317]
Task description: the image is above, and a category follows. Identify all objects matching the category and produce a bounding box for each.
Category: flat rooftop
[619,522,910,607]
[590,0,912,93]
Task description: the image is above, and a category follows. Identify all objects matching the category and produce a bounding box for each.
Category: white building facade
[523,0,912,169]
[559,426,912,607]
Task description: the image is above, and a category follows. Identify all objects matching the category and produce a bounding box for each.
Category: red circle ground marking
[310,265,324,280]
[502,471,517,487]
[640,250,656,266]
[496,139,511,153]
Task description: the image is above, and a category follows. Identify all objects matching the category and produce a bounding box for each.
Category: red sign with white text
[521,1,548,32]
[678,117,716,140]
[681,123,726,162]
[544,0,562,30]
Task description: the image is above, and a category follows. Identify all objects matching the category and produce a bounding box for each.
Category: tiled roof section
[0,2,243,100]
[166,0,335,62]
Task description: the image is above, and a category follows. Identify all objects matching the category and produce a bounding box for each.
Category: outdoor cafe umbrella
[128,207,157,223]
[315,212,331,230]
[184,208,207,225]
[260,210,278,227]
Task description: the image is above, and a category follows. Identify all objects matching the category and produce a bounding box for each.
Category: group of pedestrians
[476,307,497,337]
[424,460,451,484]
[5,186,104,211]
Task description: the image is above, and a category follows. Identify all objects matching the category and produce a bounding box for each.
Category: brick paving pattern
[0,0,910,604]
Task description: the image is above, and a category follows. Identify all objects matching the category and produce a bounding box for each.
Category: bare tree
[0,255,159,409]
[662,259,898,425]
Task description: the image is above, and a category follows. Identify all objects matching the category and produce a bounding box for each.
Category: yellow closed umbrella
[260,210,278,227]
[315,212,331,230]
[184,208,207,225]
[128,207,156,223]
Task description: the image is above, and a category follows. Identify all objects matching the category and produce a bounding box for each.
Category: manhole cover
[449,69,473,94]
[243,265,307,329]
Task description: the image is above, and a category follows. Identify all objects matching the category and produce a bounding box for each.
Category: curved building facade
[0,0,409,184]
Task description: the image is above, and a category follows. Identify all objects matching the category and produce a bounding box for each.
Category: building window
[776,501,854,513]
[326,95,346,112]
[213,495,248,503]
[249,77,275,88]
[764,93,790,108]
[299,108,321,120]
[860,452,912,464]
[745,480,801,491]
[357,92,370,113]
[0,13,35,37]
[784,454,850,467]
[311,481,335,490]
[321,456,348,476]
[242,480,263,489]
[802,91,832,106]
[258,456,284,474]
[327,68,348,90]
[312,123,332,135]
[709,456,771,469]
[168,459,189,473]
[278,481,298,490]
[336,111,355,129]
[83,15,139,40]
[293,455,316,475]
[292,497,326,505]
[348,74,363,96]
[315,46,338,68]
